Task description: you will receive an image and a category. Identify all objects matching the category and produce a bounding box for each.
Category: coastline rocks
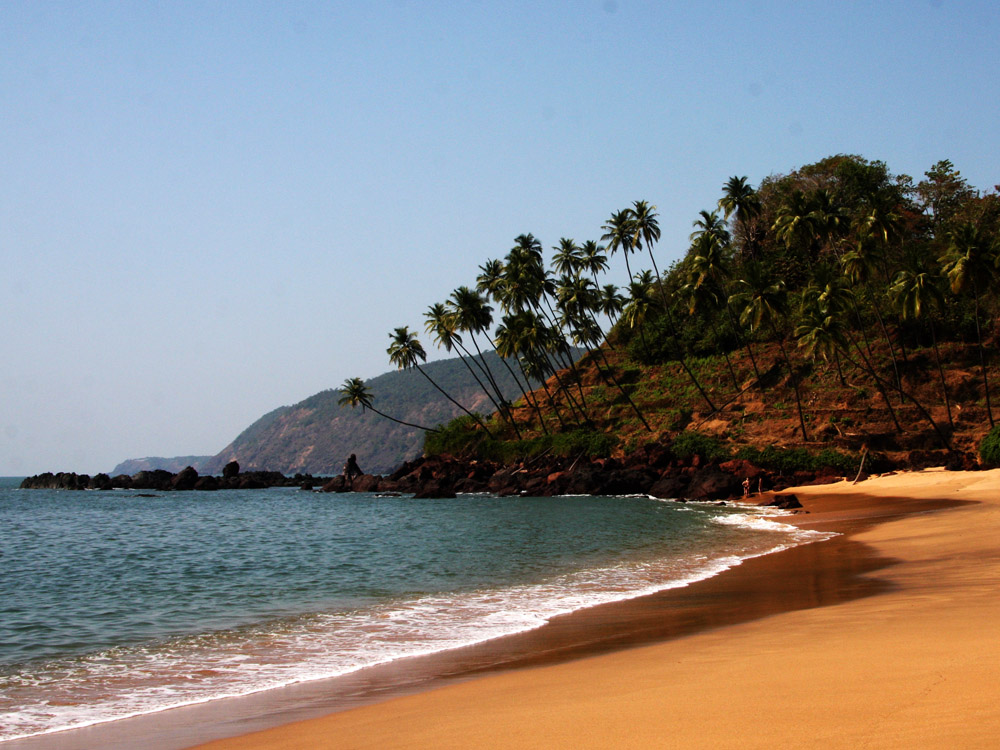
[759,493,803,510]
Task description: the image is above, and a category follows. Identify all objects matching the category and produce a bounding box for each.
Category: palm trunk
[928,318,955,430]
[971,285,995,427]
[414,365,495,438]
[770,321,809,441]
[367,406,439,433]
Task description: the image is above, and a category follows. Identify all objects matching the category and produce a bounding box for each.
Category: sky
[2,1,998,475]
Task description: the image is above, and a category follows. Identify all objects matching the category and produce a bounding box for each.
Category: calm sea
[0,477,830,743]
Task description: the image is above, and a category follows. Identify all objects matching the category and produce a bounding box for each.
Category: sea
[0,477,832,744]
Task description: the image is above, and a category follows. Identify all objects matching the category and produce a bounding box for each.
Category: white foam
[0,506,834,743]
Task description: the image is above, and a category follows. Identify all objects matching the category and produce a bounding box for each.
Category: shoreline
[6,470,992,749]
[189,468,999,749]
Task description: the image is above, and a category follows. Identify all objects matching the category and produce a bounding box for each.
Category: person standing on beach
[343,454,363,488]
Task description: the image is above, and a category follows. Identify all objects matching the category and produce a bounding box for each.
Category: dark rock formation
[759,493,804,510]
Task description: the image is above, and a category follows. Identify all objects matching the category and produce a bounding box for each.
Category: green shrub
[979,425,1000,467]
[671,431,729,461]
[735,445,858,475]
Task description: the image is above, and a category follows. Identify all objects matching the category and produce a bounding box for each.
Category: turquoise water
[0,480,829,742]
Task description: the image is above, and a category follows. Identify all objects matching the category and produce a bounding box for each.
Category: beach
[193,468,1000,749]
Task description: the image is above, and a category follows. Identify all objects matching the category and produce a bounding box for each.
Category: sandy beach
[192,468,1000,749]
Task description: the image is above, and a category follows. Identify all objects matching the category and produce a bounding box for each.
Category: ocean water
[0,478,831,743]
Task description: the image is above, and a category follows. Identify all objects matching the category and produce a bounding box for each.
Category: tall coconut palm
[730,264,809,440]
[556,274,652,431]
[718,176,762,261]
[601,209,638,281]
[941,221,998,426]
[627,200,716,412]
[446,286,521,436]
[387,326,495,436]
[890,263,954,429]
[424,302,513,434]
[599,283,626,324]
[688,231,761,382]
[337,377,438,432]
[551,238,584,277]
[579,240,609,284]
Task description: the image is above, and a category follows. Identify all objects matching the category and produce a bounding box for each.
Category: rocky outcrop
[20,467,326,492]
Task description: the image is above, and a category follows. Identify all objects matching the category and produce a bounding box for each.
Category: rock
[413,478,457,499]
[170,466,199,491]
[685,467,742,500]
[649,472,689,500]
[351,474,381,493]
[194,476,219,491]
[223,461,240,479]
[759,493,803,509]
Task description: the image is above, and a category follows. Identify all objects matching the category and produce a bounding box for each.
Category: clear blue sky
[2,1,998,475]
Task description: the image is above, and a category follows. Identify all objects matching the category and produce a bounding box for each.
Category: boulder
[413,478,457,499]
[649,472,689,500]
[685,467,743,500]
[759,493,803,509]
[170,466,199,491]
[222,461,240,479]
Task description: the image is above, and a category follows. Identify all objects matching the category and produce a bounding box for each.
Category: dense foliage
[979,425,1000,468]
[340,154,998,465]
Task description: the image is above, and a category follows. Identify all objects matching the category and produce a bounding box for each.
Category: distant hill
[111,455,214,475]
[200,351,561,476]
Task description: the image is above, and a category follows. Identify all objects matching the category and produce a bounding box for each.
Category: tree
[337,377,438,432]
[387,326,495,436]
[941,221,998,426]
[730,264,809,440]
[719,176,762,261]
[890,263,954,428]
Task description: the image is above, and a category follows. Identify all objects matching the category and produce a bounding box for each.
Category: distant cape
[114,350,567,477]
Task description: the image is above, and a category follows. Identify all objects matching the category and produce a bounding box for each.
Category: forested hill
[200,351,557,476]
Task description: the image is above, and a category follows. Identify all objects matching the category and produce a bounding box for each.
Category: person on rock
[343,454,363,488]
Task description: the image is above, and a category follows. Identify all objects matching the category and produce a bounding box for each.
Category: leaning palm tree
[601,209,638,281]
[688,231,761,383]
[890,263,954,429]
[579,240,609,285]
[387,326,495,436]
[337,377,438,432]
[730,264,809,440]
[941,221,998,426]
[424,302,513,433]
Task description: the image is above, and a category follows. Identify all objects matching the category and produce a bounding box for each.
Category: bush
[671,431,729,461]
[735,445,859,475]
[980,425,1000,467]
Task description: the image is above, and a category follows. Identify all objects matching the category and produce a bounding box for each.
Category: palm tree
[579,240,609,284]
[689,209,731,245]
[555,274,652,431]
[447,286,522,436]
[424,302,513,434]
[941,221,998,426]
[890,263,954,429]
[337,377,438,432]
[599,283,625,324]
[551,238,584,277]
[730,264,809,440]
[688,231,761,383]
[718,176,762,260]
[601,209,637,281]
[629,200,716,412]
[387,326,495,436]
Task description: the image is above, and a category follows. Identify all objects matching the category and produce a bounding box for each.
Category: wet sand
[190,468,1000,749]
